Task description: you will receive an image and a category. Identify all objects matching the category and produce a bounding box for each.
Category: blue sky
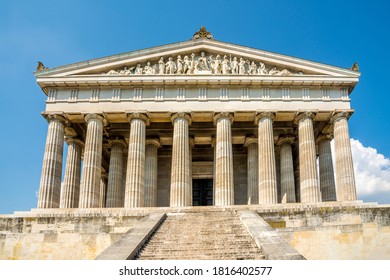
[0,0,389,213]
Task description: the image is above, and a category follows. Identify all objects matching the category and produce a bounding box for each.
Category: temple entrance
[192,179,213,206]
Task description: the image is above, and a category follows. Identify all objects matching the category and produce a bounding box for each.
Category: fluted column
[214,112,234,206]
[121,152,127,207]
[294,166,301,202]
[79,113,105,208]
[189,138,195,206]
[124,113,148,208]
[145,139,160,207]
[256,112,277,204]
[170,113,191,207]
[296,112,321,203]
[106,139,126,207]
[244,137,258,204]
[332,112,357,201]
[277,137,296,203]
[317,134,337,201]
[60,136,83,208]
[99,172,108,208]
[37,114,66,208]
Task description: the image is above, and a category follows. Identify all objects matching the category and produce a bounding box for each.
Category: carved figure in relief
[196,51,209,71]
[165,57,176,74]
[107,69,119,75]
[176,55,183,74]
[158,57,165,74]
[257,62,268,75]
[268,67,280,75]
[277,69,292,76]
[144,61,154,75]
[211,54,222,74]
[135,63,143,74]
[248,61,257,75]
[221,55,231,74]
[231,57,239,74]
[183,55,191,74]
[120,66,131,75]
[238,58,247,75]
[190,53,196,73]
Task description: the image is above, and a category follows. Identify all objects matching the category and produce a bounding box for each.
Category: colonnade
[37,111,357,209]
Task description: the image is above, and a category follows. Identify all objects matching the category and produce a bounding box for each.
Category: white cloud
[332,139,390,203]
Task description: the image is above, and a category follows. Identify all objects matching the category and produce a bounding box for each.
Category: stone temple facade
[35,27,360,210]
[3,28,390,261]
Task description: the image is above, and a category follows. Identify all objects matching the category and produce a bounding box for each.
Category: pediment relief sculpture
[104,51,302,76]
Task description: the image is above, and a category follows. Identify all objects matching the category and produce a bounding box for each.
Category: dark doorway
[192,179,213,206]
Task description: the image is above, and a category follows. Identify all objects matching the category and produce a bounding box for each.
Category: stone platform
[1,201,389,260]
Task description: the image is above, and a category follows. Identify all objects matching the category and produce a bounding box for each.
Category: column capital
[316,133,333,145]
[171,112,192,125]
[84,113,107,126]
[294,111,316,125]
[254,112,275,124]
[244,137,258,147]
[213,112,233,125]
[277,136,295,146]
[109,138,127,149]
[145,138,161,148]
[330,111,353,124]
[44,113,68,125]
[64,136,84,147]
[127,113,149,125]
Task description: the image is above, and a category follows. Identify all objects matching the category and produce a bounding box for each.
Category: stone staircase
[135,210,265,260]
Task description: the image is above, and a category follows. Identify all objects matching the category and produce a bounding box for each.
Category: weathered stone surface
[37,115,66,208]
[170,113,191,207]
[96,213,166,260]
[296,112,321,203]
[125,114,148,208]
[214,113,234,206]
[332,112,357,201]
[79,114,105,208]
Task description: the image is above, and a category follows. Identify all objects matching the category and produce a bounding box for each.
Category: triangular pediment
[35,39,360,80]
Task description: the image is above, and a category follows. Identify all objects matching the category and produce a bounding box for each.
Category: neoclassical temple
[35,27,360,209]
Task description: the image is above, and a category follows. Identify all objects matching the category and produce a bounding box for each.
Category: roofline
[34,39,361,78]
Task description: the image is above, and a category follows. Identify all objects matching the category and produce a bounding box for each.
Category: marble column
[121,152,127,207]
[170,113,191,207]
[277,137,296,203]
[294,166,301,203]
[211,138,216,205]
[214,112,234,206]
[145,139,160,207]
[296,112,321,203]
[60,136,83,208]
[189,138,195,206]
[106,139,126,208]
[317,134,337,201]
[79,113,105,208]
[124,113,148,208]
[332,112,357,201]
[99,172,108,208]
[244,137,258,204]
[37,114,66,208]
[256,112,277,204]
[275,146,281,203]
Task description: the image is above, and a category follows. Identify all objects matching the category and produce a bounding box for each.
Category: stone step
[134,210,263,260]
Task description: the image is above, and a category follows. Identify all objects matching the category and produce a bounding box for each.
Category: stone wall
[2,204,389,260]
[0,213,143,260]
[258,206,390,259]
